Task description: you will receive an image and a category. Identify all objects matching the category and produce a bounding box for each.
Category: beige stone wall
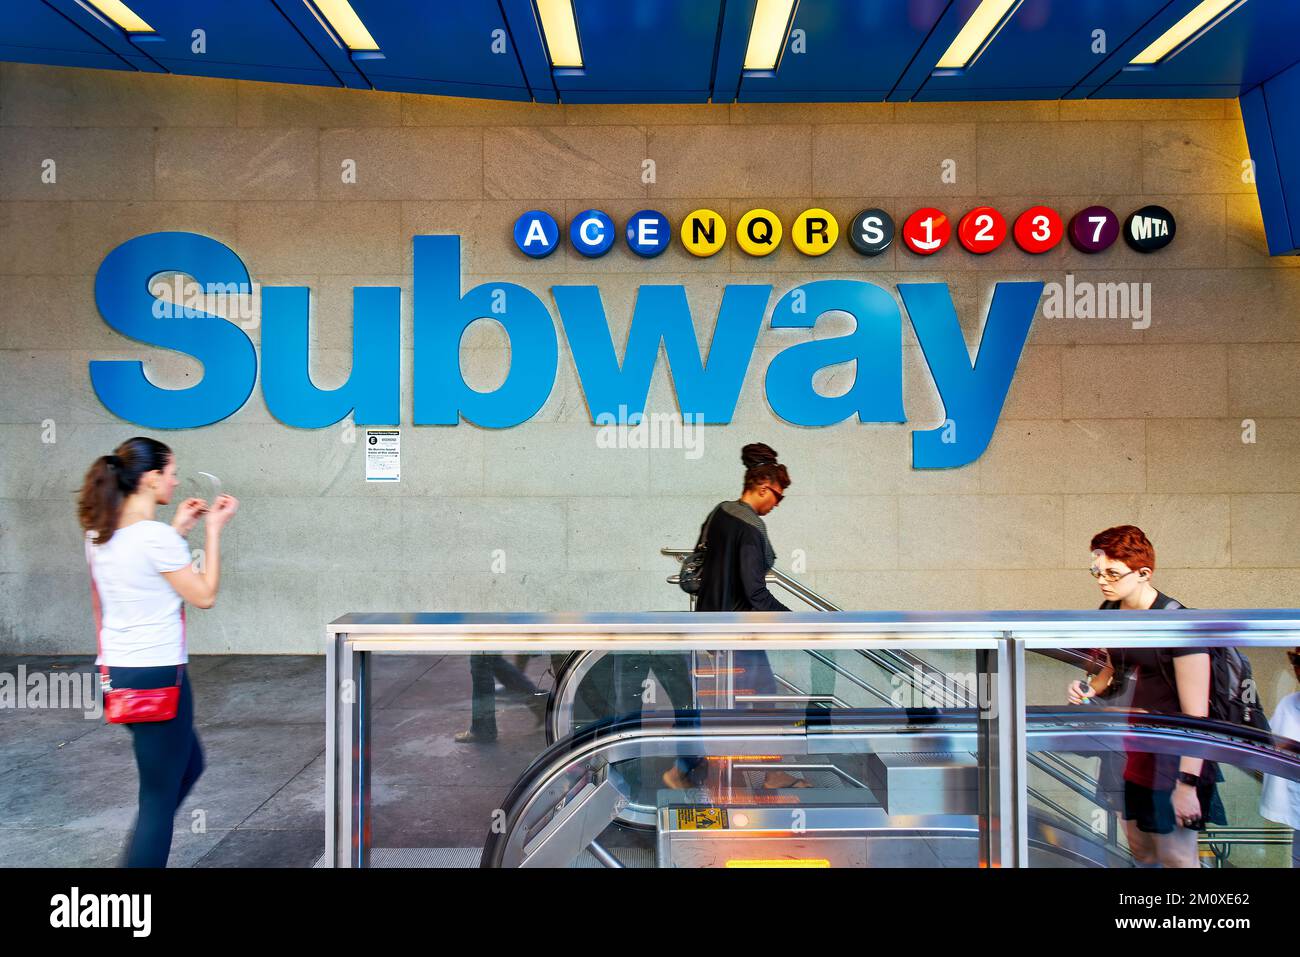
[1,62,1297,654]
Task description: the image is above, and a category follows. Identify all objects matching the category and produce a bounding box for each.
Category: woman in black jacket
[693,444,791,616]
[694,444,791,704]
[663,443,799,789]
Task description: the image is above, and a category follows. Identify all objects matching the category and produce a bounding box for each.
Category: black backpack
[1106,595,1271,732]
[1206,646,1271,732]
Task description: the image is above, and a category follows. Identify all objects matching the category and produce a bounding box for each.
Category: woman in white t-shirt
[78,436,238,867]
[1259,648,1300,867]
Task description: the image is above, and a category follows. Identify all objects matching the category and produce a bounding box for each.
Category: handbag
[678,506,719,595]
[88,540,182,723]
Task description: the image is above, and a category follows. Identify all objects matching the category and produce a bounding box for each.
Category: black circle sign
[849,208,895,256]
[1123,205,1176,253]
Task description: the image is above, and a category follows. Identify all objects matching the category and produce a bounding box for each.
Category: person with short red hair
[1068,525,1225,867]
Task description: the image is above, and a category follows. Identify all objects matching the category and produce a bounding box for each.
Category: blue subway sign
[88,231,1044,469]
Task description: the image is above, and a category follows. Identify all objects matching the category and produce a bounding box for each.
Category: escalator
[482,708,1300,868]
[540,549,1102,838]
[540,548,985,827]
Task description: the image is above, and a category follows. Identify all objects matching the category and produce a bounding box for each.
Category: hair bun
[105,455,121,470]
[741,442,779,469]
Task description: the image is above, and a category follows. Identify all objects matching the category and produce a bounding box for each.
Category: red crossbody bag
[89,540,183,723]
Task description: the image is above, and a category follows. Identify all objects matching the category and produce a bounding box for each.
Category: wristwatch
[1176,771,1200,787]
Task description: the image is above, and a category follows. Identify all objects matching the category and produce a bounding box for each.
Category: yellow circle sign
[735,208,783,256]
[791,208,839,256]
[680,209,727,257]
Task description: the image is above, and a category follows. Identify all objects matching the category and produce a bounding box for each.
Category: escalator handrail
[662,545,1103,709]
[481,706,1300,868]
[662,546,841,612]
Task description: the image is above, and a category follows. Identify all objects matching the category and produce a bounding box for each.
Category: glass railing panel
[333,612,1300,868]
[1020,630,1300,869]
[552,646,988,836]
[365,651,557,863]
[1025,744,1297,868]
[484,705,989,868]
[334,627,1003,869]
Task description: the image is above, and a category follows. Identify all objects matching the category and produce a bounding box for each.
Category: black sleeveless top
[1100,592,1215,788]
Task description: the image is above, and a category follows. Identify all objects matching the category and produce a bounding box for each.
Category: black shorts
[1123,779,1226,835]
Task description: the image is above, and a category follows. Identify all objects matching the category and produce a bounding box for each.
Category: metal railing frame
[324,608,1300,868]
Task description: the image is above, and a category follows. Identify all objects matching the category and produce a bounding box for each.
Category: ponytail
[77,437,172,545]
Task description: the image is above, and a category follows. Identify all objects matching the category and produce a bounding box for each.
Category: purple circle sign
[1067,206,1119,253]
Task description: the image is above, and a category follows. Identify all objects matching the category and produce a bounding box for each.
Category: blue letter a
[764,280,905,426]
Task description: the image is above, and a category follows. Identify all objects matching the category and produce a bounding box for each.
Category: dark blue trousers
[108,664,204,868]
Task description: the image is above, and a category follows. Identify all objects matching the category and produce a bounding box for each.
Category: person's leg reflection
[457,653,499,743]
[810,651,837,707]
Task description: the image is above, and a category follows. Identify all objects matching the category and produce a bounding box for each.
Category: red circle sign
[957,206,1007,254]
[902,208,950,255]
[1013,206,1063,254]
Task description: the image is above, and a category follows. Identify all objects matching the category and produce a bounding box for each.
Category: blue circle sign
[625,210,671,257]
[513,210,559,258]
[570,209,616,257]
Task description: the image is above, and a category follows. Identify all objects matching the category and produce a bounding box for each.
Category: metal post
[328,634,370,867]
[324,629,337,866]
[977,636,1027,867]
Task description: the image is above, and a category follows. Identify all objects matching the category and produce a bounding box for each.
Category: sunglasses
[761,485,785,505]
[1089,566,1139,584]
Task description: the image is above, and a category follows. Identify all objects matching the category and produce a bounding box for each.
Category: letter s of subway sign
[87,205,1174,470]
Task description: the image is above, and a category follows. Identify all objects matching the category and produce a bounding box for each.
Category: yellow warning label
[676,807,728,830]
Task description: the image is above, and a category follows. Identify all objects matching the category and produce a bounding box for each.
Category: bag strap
[696,505,721,550]
[86,538,107,683]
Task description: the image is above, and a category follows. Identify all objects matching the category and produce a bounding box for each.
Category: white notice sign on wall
[365,430,400,482]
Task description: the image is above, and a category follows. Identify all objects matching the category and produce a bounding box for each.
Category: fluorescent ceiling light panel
[82,0,154,33]
[744,0,796,70]
[537,0,583,68]
[1129,0,1244,66]
[311,0,380,52]
[935,0,1020,70]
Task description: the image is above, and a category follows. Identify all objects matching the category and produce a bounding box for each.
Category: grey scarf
[720,499,776,569]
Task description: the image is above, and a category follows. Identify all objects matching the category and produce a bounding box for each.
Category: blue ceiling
[2,0,1298,103]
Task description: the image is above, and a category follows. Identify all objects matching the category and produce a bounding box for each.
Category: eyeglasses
[1089,566,1138,584]
[761,485,785,505]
